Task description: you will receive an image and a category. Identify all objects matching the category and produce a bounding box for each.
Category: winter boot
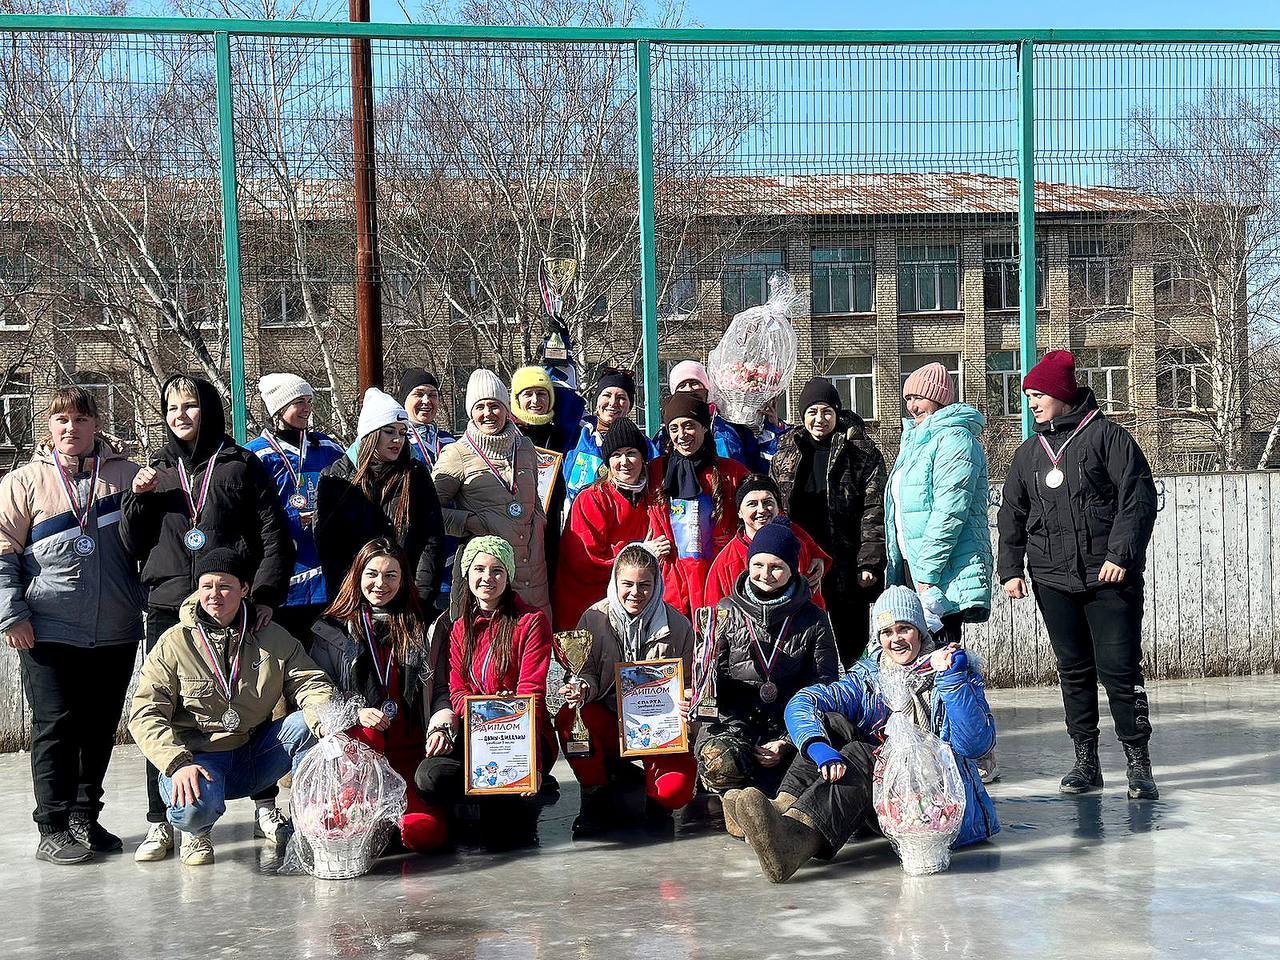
[1060,736,1103,794]
[571,785,617,838]
[68,814,123,853]
[35,829,93,865]
[721,789,746,840]
[736,788,822,883]
[1123,743,1159,800]
[772,791,798,814]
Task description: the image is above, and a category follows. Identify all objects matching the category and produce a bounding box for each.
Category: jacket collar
[1034,388,1102,436]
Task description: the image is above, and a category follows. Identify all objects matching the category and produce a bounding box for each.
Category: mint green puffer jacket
[885,404,993,622]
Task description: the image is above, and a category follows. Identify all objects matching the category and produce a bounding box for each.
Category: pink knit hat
[902,363,956,406]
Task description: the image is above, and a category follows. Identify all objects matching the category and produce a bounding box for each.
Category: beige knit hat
[466,369,510,413]
[902,363,956,406]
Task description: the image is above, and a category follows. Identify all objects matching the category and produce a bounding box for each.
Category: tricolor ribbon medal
[53,452,101,558]
[363,608,398,720]
[1037,409,1098,490]
[408,425,438,465]
[194,603,249,732]
[745,615,793,704]
[465,434,523,519]
[178,443,224,551]
[263,430,309,510]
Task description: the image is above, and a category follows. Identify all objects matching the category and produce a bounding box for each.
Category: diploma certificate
[615,658,688,757]
[464,695,538,795]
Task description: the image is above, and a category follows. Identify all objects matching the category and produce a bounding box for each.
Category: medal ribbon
[53,452,101,536]
[1036,408,1099,471]
[177,443,225,529]
[409,425,439,464]
[464,434,517,497]
[194,603,248,704]
[744,614,794,684]
[362,608,394,697]
[261,430,307,498]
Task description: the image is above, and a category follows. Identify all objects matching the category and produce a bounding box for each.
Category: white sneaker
[253,804,290,843]
[134,822,174,862]
[180,830,215,866]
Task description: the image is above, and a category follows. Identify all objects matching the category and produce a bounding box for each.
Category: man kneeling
[737,585,999,882]
[129,548,335,866]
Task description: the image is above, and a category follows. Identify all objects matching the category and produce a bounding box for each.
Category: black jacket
[997,390,1158,593]
[770,411,887,591]
[120,375,294,611]
[314,452,445,610]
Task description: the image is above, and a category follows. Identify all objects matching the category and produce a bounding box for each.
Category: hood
[901,402,986,443]
[160,374,228,467]
[606,544,669,653]
[729,569,814,624]
[1034,387,1101,436]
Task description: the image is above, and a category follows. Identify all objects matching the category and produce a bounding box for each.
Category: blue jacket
[563,416,659,506]
[885,404,993,621]
[246,430,346,608]
[785,656,999,848]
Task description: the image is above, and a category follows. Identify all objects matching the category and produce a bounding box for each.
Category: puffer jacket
[997,389,1158,593]
[0,440,145,646]
[771,411,887,592]
[885,404,993,622]
[128,593,334,776]
[119,375,294,611]
[574,598,696,704]
[784,654,1000,848]
[708,573,839,743]
[433,424,550,620]
[314,452,444,610]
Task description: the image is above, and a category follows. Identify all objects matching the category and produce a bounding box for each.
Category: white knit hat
[465,369,510,414]
[356,387,409,439]
[258,373,313,418]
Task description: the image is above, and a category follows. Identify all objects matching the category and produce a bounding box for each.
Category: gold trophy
[554,629,594,756]
[692,608,722,720]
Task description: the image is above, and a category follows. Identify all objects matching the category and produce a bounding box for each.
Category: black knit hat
[194,547,253,585]
[735,473,782,511]
[662,392,712,429]
[595,367,636,405]
[601,417,650,464]
[797,376,841,415]
[397,369,440,404]
[747,517,800,577]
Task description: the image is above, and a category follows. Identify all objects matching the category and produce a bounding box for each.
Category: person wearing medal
[128,548,335,867]
[398,369,456,468]
[414,536,554,849]
[0,387,145,864]
[998,350,1159,801]
[246,374,346,643]
[432,370,551,621]
[121,374,295,862]
[695,518,838,828]
[556,544,697,837]
[562,367,656,508]
[314,388,445,612]
[310,538,455,853]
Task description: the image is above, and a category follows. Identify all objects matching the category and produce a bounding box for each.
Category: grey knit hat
[871,585,930,639]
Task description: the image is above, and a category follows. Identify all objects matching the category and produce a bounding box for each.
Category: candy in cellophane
[707,271,800,427]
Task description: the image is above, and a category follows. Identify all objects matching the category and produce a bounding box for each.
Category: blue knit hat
[747,517,801,577]
[871,585,929,639]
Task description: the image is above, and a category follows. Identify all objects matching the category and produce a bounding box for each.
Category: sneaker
[69,814,123,853]
[253,804,290,844]
[180,831,215,866]
[134,822,174,862]
[36,830,93,865]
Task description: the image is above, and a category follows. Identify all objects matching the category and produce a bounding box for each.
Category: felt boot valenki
[736,788,822,883]
[1060,736,1103,795]
[721,789,746,840]
[1123,742,1159,800]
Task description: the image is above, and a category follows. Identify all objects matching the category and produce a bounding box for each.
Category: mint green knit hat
[460,535,515,579]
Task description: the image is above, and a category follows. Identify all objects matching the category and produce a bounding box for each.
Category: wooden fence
[1,470,1277,751]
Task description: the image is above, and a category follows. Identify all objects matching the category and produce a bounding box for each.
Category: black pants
[826,584,872,671]
[19,640,137,833]
[780,712,878,855]
[415,746,540,843]
[1034,580,1152,745]
[143,606,278,822]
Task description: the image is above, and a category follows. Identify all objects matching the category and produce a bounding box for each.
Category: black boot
[1123,743,1159,800]
[572,785,617,838]
[1060,736,1103,794]
[68,814,124,853]
[35,829,93,865]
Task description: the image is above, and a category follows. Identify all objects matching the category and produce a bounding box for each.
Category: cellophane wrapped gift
[279,697,407,879]
[708,271,800,427]
[871,668,966,876]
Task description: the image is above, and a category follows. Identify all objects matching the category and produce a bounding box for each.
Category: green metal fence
[2,17,1279,472]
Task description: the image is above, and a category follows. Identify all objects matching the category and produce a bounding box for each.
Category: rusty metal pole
[350,0,383,393]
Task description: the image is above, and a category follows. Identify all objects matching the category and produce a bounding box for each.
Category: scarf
[662,436,715,501]
[606,549,669,662]
[744,577,796,609]
[515,409,556,429]
[612,474,648,496]
[876,645,937,732]
[465,421,517,461]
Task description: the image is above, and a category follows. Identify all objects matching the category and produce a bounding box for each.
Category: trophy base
[565,740,592,757]
[694,707,720,721]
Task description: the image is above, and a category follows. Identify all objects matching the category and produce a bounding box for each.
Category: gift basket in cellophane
[707,271,800,427]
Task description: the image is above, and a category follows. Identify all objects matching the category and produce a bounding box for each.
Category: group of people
[1,346,1159,884]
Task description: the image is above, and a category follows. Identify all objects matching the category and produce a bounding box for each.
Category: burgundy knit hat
[902,363,956,406]
[1023,350,1081,404]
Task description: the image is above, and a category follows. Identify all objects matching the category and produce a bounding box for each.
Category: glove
[948,649,969,674]
[919,587,947,636]
[806,741,844,770]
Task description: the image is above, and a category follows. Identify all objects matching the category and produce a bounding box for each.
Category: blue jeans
[158,711,316,834]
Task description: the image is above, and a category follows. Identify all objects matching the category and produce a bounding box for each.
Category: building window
[821,356,876,420]
[722,250,784,315]
[0,381,33,451]
[900,353,961,415]
[259,279,329,329]
[1069,233,1131,307]
[898,244,959,313]
[76,374,138,442]
[811,246,873,315]
[1076,347,1130,411]
[1154,261,1204,306]
[1156,346,1213,411]
[983,240,1045,310]
[986,351,1024,417]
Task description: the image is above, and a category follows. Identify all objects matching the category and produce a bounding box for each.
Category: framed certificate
[615,658,688,757]
[534,447,564,514]
[463,695,539,796]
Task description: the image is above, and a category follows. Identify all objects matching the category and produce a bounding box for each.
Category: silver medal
[759,681,778,704]
[381,700,399,721]
[507,501,523,519]
[289,492,308,510]
[1045,468,1065,489]
[184,527,207,551]
[221,706,240,731]
[73,535,95,557]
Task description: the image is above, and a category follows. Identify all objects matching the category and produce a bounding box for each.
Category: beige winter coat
[432,424,550,620]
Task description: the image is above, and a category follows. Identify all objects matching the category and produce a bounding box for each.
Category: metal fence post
[1017,38,1037,440]
[215,30,248,444]
[635,39,661,436]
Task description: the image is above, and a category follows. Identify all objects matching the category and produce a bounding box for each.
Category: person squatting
[2,349,1158,882]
